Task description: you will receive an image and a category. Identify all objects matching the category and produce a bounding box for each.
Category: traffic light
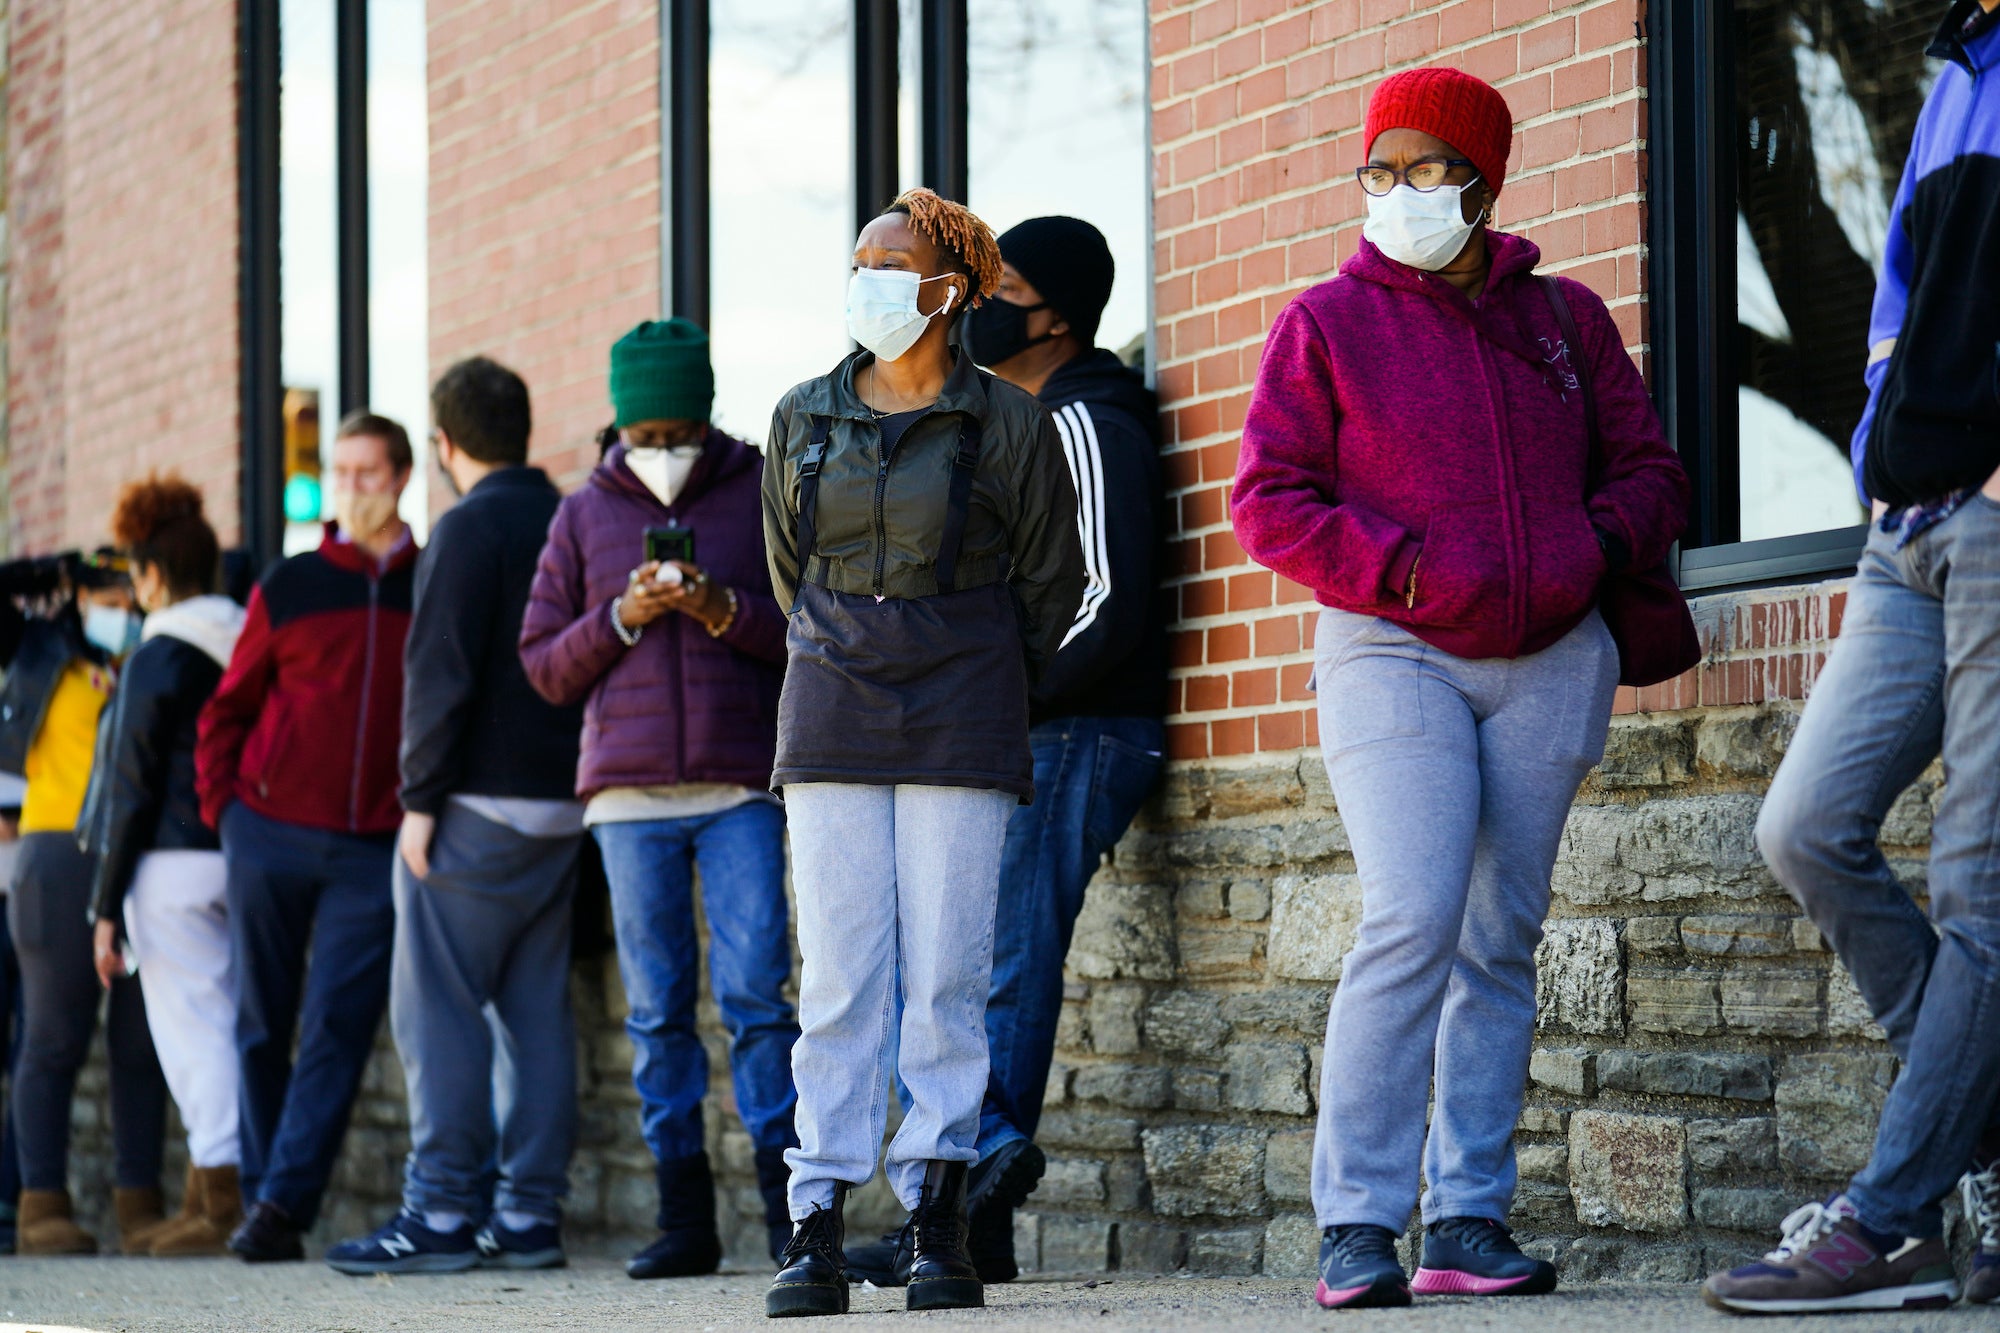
[282,388,322,524]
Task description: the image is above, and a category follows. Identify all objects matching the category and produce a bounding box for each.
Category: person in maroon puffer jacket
[518,319,798,1280]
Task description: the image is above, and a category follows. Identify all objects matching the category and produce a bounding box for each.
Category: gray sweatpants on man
[390,802,582,1222]
[1309,609,1618,1231]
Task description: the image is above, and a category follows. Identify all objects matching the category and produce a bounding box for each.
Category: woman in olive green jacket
[760,189,1083,1318]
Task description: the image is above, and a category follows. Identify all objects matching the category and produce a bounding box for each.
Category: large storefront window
[268,0,429,559]
[968,0,1148,358]
[708,4,853,439]
[673,0,1151,445]
[1654,1,1943,587]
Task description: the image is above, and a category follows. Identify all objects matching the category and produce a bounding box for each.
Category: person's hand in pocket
[400,811,436,880]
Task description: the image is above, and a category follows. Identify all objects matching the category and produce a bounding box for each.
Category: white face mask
[845,268,958,362]
[1363,181,1483,272]
[83,604,141,658]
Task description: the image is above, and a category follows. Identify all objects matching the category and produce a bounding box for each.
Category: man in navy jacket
[325,357,586,1276]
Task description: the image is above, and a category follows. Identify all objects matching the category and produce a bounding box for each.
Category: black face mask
[966,297,1057,367]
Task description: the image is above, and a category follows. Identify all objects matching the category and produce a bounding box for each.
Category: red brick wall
[61,0,240,548]
[1151,0,1649,759]
[429,0,663,493]
[9,0,67,556]
[6,0,240,555]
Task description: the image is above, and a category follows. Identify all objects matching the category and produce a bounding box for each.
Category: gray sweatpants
[782,782,1015,1217]
[1310,609,1618,1230]
[390,803,582,1222]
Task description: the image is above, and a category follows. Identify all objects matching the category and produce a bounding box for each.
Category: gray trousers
[1757,502,2000,1238]
[782,782,1015,1217]
[390,803,582,1221]
[1310,610,1617,1230]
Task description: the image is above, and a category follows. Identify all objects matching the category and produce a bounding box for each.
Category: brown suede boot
[151,1166,241,1258]
[116,1185,171,1255]
[18,1190,97,1255]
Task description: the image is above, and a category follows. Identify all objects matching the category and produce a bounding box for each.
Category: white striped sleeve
[1054,402,1112,650]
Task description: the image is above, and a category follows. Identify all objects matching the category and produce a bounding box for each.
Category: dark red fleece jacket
[1231,231,1690,661]
[196,526,417,835]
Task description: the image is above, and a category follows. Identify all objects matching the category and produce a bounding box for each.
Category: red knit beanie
[1364,67,1515,195]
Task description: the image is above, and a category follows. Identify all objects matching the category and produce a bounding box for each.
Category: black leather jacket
[0,604,95,776]
[82,634,224,926]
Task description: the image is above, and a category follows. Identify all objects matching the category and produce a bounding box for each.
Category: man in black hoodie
[849,216,1168,1285]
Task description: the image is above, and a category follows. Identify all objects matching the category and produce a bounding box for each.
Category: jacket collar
[141,595,247,668]
[790,347,991,423]
[1931,0,1999,69]
[464,465,555,500]
[317,521,420,576]
[1340,230,1551,368]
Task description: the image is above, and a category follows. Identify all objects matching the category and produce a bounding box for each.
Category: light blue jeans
[1757,502,2000,1239]
[782,782,1015,1218]
[1310,609,1618,1230]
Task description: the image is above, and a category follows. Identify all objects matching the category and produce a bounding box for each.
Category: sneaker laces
[1963,1167,2000,1251]
[1329,1224,1399,1265]
[1432,1216,1519,1255]
[1766,1201,1845,1263]
[781,1203,838,1266]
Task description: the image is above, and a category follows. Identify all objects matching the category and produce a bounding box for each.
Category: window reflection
[280,0,339,553]
[968,0,1148,361]
[710,3,853,441]
[1733,0,1939,541]
[370,0,430,539]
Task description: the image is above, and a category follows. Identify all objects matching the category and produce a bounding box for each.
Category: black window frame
[237,0,376,573]
[1647,0,1870,593]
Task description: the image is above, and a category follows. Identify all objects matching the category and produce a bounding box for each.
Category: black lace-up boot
[906,1161,982,1311]
[766,1185,850,1318]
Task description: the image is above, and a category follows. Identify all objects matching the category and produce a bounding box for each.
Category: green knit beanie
[609,319,715,426]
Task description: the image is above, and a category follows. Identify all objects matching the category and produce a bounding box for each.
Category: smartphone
[644,524,696,567]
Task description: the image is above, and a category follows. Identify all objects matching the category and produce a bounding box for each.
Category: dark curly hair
[111,473,219,599]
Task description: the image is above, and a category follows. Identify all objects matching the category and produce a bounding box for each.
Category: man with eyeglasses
[520,319,801,1280]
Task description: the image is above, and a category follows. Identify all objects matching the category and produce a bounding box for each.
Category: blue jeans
[223,803,395,1226]
[977,718,1163,1159]
[593,801,799,1163]
[1757,501,2000,1239]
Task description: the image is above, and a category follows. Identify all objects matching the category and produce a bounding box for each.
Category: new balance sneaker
[1315,1223,1411,1309]
[476,1216,566,1270]
[325,1211,479,1275]
[1411,1216,1557,1296]
[1962,1166,2000,1304]
[1701,1197,1959,1314]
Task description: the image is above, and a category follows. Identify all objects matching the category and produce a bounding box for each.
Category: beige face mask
[333,490,400,541]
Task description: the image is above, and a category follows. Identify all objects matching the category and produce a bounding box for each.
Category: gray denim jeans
[1310,609,1618,1231]
[782,782,1014,1217]
[1757,499,2000,1238]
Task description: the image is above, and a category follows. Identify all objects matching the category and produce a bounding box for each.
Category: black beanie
[995,216,1115,348]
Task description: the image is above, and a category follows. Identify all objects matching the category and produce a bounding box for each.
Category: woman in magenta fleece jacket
[1231,69,1687,1310]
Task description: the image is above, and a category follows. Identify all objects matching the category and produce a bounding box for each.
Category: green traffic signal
[284,473,323,524]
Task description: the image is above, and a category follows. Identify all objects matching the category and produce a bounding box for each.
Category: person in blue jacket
[1705,0,2000,1315]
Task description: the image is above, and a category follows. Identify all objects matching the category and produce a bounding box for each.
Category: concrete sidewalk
[0,1259,1995,1332]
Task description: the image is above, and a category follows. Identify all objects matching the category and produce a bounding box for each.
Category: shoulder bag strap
[795,415,831,586]
[933,417,984,595]
[1538,275,1598,484]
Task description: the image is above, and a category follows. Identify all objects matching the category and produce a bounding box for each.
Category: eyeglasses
[1355,159,1478,196]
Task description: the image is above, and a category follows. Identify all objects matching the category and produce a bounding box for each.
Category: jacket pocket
[1522,497,1607,633]
[1410,500,1511,628]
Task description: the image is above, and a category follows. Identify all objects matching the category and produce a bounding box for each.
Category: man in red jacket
[195,412,418,1262]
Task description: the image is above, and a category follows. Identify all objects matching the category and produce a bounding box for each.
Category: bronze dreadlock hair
[885,188,1003,309]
